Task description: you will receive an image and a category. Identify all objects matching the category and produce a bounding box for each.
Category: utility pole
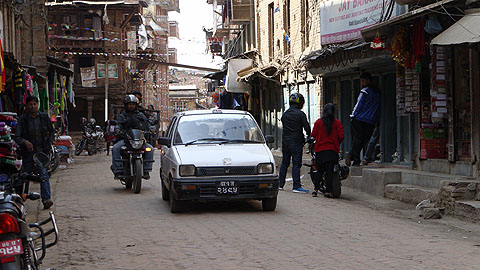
[105,58,109,122]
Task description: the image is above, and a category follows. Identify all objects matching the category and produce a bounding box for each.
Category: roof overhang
[431,9,480,45]
[361,0,457,41]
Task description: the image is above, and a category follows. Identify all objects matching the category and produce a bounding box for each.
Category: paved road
[29,153,480,270]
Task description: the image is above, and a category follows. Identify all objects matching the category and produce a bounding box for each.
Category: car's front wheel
[169,180,184,213]
[262,197,277,211]
[161,178,169,201]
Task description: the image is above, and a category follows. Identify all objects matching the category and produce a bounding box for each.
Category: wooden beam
[124,56,220,72]
[120,11,135,29]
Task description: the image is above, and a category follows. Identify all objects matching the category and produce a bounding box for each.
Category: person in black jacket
[279,93,311,193]
[14,96,54,209]
[110,95,154,179]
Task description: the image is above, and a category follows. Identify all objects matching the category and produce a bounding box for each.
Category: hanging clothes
[13,67,25,105]
[33,81,39,99]
[0,40,5,93]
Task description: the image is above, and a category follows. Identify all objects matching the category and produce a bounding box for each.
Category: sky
[168,0,223,70]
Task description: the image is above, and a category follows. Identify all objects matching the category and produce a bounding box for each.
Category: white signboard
[320,0,399,45]
[226,59,252,93]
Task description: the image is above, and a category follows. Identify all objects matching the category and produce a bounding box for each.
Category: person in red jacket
[311,103,344,198]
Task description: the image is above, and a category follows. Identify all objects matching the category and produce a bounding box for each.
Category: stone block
[455,201,480,221]
[385,184,438,204]
[423,208,442,219]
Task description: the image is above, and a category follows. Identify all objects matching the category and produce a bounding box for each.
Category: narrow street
[27,153,480,270]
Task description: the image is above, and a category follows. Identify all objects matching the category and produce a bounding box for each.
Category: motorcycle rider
[110,95,154,179]
[311,103,344,198]
[14,96,54,209]
[279,93,311,193]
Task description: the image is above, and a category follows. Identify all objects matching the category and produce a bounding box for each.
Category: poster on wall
[97,64,119,79]
[319,0,401,45]
[80,67,96,87]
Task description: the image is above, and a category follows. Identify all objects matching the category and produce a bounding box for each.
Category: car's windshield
[174,113,264,145]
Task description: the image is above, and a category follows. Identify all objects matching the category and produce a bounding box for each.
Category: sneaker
[143,172,150,180]
[292,187,309,194]
[345,152,352,166]
[324,192,334,198]
[361,159,369,166]
[279,187,284,191]
[43,199,53,210]
[312,191,318,197]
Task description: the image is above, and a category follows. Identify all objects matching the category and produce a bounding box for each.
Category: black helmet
[289,92,305,107]
[124,94,139,106]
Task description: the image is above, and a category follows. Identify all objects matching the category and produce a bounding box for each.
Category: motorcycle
[117,129,153,194]
[0,154,59,270]
[47,144,59,174]
[304,137,350,198]
[75,119,104,156]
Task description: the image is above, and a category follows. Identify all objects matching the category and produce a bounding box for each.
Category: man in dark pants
[14,96,54,209]
[345,72,381,166]
[279,93,311,193]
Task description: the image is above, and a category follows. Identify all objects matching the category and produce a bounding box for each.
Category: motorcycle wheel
[49,149,60,174]
[331,173,341,198]
[133,159,142,194]
[74,140,85,156]
[87,142,96,156]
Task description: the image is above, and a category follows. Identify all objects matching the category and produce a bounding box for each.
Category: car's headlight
[130,139,144,150]
[258,163,274,174]
[179,165,196,177]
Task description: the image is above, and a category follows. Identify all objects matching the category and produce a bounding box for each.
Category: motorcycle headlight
[179,165,196,177]
[129,139,144,150]
[258,163,274,174]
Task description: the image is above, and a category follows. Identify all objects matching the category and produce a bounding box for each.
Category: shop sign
[320,0,400,45]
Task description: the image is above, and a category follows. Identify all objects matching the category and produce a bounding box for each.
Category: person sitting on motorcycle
[311,103,344,198]
[110,95,154,180]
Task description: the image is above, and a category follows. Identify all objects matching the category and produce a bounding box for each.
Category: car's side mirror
[265,135,275,144]
[157,137,171,148]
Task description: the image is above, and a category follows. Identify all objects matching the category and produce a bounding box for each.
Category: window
[301,0,309,51]
[268,3,275,59]
[283,0,290,56]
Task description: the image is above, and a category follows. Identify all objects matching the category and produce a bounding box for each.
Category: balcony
[155,15,169,28]
[168,21,179,38]
[153,0,180,12]
[225,0,253,26]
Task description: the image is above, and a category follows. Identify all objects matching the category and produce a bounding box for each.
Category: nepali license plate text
[0,239,23,258]
[216,181,238,195]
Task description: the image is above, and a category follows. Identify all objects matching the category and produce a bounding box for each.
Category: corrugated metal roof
[431,9,480,45]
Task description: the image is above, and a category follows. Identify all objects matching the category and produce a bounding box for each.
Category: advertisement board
[320,0,399,45]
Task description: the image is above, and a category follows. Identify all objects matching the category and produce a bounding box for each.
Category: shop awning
[301,41,369,63]
[203,69,226,80]
[361,0,456,41]
[431,9,480,45]
[47,56,73,76]
[237,65,279,83]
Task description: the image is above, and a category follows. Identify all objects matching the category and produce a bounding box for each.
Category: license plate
[0,239,23,258]
[216,181,238,195]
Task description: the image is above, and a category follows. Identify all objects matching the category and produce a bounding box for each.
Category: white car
[158,109,279,213]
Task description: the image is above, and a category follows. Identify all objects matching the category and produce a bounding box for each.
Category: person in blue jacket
[345,72,381,166]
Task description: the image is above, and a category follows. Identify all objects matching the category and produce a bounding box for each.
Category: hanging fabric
[0,40,4,93]
[33,81,39,99]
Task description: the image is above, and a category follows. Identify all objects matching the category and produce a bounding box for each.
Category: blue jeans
[22,155,51,202]
[111,140,155,174]
[279,142,303,189]
[364,125,379,162]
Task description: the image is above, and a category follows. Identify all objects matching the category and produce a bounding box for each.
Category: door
[380,73,397,162]
[340,80,353,156]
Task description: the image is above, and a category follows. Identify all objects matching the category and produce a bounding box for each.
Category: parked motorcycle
[0,154,59,270]
[75,118,104,156]
[47,144,60,174]
[304,138,350,198]
[117,129,153,194]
